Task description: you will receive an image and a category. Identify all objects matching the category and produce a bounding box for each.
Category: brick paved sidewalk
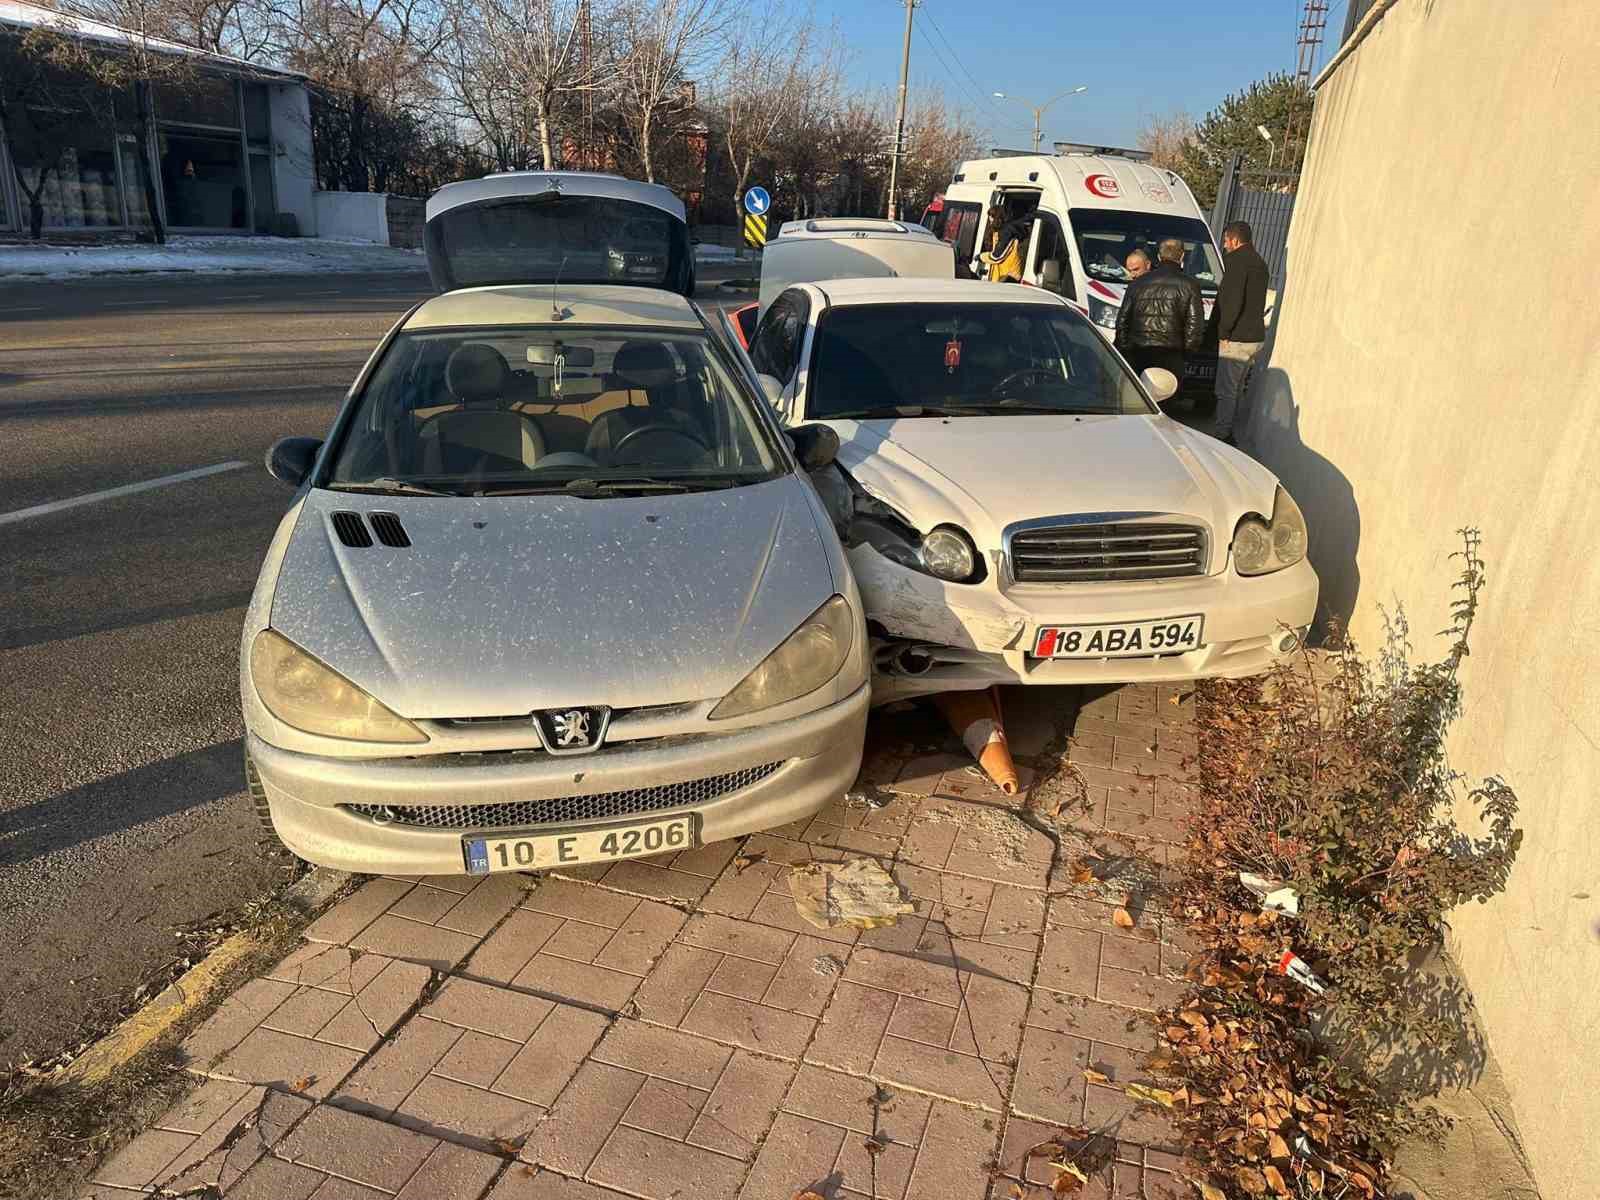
[84,683,1199,1200]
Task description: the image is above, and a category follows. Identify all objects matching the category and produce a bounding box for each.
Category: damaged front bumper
[850,543,1318,703]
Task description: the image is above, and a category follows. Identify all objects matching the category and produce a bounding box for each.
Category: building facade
[0,0,315,238]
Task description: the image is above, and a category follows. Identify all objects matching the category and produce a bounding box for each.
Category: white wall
[312,191,390,243]
[1249,3,1600,1194]
[268,83,316,236]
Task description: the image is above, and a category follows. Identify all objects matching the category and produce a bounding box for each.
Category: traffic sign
[742,212,768,249]
[743,186,771,216]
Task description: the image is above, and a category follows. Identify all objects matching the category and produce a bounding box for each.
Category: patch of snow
[0,235,425,280]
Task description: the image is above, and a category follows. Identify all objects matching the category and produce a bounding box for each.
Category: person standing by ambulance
[1211,220,1270,445]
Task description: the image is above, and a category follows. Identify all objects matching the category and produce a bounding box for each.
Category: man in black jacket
[1211,220,1270,444]
[1113,238,1204,389]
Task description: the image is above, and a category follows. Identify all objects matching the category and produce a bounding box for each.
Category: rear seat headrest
[446,343,510,403]
[612,341,677,389]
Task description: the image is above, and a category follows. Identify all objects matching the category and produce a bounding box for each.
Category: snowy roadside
[0,236,426,280]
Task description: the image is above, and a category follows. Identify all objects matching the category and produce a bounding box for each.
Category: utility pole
[886,0,915,220]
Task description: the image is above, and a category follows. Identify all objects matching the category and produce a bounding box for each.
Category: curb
[51,868,353,1090]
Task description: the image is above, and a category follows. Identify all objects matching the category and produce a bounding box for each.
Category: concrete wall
[313,191,389,243]
[1249,2,1600,1193]
[384,195,424,249]
[268,83,316,237]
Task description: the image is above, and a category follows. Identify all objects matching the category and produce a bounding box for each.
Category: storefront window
[11,120,122,229]
[161,131,248,228]
[120,136,153,228]
[155,76,239,128]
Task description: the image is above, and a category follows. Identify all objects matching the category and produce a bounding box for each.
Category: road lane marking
[0,460,248,526]
[0,306,44,314]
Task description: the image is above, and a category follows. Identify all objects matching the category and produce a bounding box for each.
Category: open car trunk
[424,172,695,297]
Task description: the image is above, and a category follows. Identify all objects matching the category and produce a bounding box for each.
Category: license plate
[1185,362,1216,379]
[464,815,696,875]
[1032,615,1204,659]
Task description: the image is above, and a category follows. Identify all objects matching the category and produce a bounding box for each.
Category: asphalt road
[0,265,756,1070]
[0,269,440,1068]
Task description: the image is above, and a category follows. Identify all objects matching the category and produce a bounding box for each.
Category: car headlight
[1087,297,1119,330]
[250,629,426,743]
[710,595,854,719]
[921,525,981,583]
[1232,486,1309,576]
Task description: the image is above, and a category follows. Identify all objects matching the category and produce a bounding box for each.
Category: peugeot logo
[551,709,591,747]
[534,706,610,755]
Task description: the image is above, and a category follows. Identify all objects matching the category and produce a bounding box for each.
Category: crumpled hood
[830,413,1282,572]
[268,478,832,718]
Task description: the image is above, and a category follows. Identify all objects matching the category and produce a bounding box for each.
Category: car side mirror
[266,436,323,487]
[787,422,839,472]
[1140,367,1179,404]
[1040,258,1062,289]
[755,373,785,405]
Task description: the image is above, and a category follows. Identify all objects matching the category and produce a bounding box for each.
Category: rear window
[425,196,692,293]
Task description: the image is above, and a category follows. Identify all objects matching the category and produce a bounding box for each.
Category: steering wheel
[992,367,1062,397]
[611,424,712,465]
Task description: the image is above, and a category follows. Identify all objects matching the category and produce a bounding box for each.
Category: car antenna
[552,254,570,321]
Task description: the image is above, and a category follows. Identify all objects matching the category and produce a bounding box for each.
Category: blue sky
[816,0,1346,148]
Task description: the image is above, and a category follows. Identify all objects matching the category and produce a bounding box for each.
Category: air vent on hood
[330,511,373,548]
[369,512,411,548]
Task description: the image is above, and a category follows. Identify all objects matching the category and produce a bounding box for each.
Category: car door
[1027,211,1078,303]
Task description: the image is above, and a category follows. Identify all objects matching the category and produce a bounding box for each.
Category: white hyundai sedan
[729,277,1319,703]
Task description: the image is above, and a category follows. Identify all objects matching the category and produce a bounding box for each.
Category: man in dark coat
[1211,220,1270,444]
[1113,237,1204,389]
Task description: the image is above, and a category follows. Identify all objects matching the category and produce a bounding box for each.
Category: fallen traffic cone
[934,686,1020,794]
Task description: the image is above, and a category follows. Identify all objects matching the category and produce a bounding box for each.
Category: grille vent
[1010,521,1206,582]
[330,511,373,548]
[369,512,411,548]
[342,762,785,831]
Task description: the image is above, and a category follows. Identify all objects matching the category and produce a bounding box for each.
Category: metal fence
[1211,154,1301,290]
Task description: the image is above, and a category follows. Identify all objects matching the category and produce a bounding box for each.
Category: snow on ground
[0,235,426,280]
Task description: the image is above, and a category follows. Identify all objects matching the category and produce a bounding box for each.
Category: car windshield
[805,302,1154,420]
[326,326,783,495]
[1071,211,1222,289]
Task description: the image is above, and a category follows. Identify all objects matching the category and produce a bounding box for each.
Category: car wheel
[244,748,289,854]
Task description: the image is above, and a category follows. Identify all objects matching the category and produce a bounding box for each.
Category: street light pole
[886,0,916,219]
[993,86,1087,154]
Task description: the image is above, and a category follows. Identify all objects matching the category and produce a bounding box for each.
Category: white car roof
[809,278,1066,307]
[775,217,942,241]
[403,285,702,331]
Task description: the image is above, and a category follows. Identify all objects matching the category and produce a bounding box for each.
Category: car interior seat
[417,344,546,475]
[584,341,696,464]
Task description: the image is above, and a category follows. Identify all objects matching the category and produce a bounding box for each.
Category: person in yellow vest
[978,206,1030,283]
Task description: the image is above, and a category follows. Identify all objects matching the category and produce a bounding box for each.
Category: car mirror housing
[787,423,839,472]
[1140,367,1179,403]
[266,436,323,487]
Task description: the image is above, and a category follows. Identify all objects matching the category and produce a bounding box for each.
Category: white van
[926,146,1223,394]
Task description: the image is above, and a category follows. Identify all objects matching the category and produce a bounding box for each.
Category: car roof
[809,278,1066,307]
[774,217,942,242]
[402,285,703,331]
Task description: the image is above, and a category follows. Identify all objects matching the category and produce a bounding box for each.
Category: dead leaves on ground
[1112,906,1135,929]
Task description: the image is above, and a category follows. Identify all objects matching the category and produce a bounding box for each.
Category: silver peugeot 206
[241,172,869,877]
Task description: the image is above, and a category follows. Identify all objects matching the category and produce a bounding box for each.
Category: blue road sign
[743,187,771,216]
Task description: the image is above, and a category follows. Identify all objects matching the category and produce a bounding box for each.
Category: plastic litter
[789,858,915,930]
[1240,871,1301,916]
[1274,949,1328,995]
[934,686,1020,794]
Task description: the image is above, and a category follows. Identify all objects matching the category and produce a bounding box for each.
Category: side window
[936,202,982,278]
[750,291,810,383]
[1031,214,1076,301]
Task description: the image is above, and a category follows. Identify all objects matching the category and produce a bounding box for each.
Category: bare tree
[707,2,826,217]
[444,0,613,172]
[1137,108,1195,171]
[613,0,725,183]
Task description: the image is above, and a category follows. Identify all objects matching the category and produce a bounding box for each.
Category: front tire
[245,748,289,855]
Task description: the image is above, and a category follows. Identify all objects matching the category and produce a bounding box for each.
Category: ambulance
[925,145,1223,397]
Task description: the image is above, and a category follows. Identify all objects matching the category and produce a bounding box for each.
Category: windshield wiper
[965,403,1106,415]
[327,478,456,497]
[479,477,699,498]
